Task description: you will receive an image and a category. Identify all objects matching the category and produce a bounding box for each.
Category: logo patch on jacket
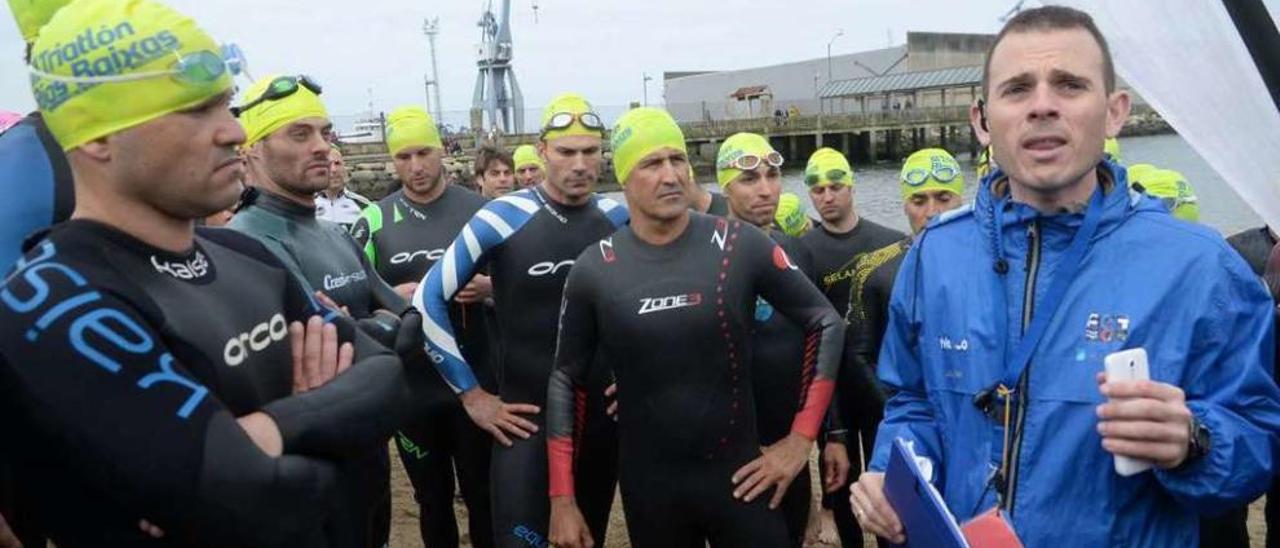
[1084,313,1129,343]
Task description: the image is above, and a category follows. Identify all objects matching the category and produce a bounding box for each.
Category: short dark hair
[474,145,514,178]
[981,5,1116,98]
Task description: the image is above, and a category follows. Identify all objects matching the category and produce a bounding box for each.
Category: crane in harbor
[471,0,525,135]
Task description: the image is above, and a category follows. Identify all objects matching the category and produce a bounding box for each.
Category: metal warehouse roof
[820,65,982,99]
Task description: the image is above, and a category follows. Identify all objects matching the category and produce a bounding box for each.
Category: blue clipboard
[883,437,968,548]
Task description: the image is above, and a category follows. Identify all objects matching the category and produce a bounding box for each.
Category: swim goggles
[902,159,961,186]
[1157,194,1198,211]
[231,74,322,117]
[805,168,851,187]
[541,111,604,135]
[718,151,784,171]
[28,43,245,86]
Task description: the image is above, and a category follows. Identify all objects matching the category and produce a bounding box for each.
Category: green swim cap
[1104,137,1122,163]
[900,148,964,200]
[513,144,544,171]
[804,147,854,187]
[1130,165,1199,222]
[610,107,686,186]
[8,0,73,42]
[28,0,233,151]
[775,192,811,237]
[238,74,329,148]
[716,132,781,188]
[541,92,603,141]
[384,105,442,156]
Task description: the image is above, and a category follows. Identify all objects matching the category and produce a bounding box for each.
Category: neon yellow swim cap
[775,192,811,237]
[513,144,544,171]
[1104,137,1122,163]
[28,0,232,151]
[541,93,602,141]
[804,147,854,187]
[1129,165,1199,222]
[384,105,442,156]
[976,145,994,180]
[610,107,686,186]
[901,148,965,200]
[8,0,73,42]
[237,74,328,148]
[716,132,780,188]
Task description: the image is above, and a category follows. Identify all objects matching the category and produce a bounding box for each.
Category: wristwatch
[1186,416,1211,464]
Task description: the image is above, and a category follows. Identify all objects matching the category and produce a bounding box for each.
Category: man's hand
[290,316,354,393]
[1095,372,1193,469]
[850,471,904,543]
[393,282,420,301]
[0,512,21,548]
[604,383,618,421]
[549,496,594,548]
[459,387,540,447]
[822,441,851,493]
[454,274,493,304]
[236,412,283,457]
[313,291,350,317]
[731,432,812,509]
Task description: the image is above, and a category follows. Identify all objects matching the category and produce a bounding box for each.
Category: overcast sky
[0,0,1018,118]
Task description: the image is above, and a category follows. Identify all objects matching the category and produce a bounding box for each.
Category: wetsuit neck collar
[254,189,318,221]
[56,219,207,263]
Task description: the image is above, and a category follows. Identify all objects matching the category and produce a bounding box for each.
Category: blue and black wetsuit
[0,112,74,546]
[547,213,843,548]
[353,185,496,548]
[415,185,627,548]
[0,221,421,547]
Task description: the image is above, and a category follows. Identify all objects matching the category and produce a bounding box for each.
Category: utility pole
[643,73,653,106]
[423,17,444,125]
[826,29,843,82]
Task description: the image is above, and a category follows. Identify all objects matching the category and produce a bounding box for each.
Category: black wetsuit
[352,185,496,548]
[417,186,627,548]
[230,188,407,546]
[703,191,730,217]
[800,218,901,546]
[547,213,843,548]
[0,112,74,547]
[1227,226,1277,277]
[0,221,415,547]
[752,229,817,547]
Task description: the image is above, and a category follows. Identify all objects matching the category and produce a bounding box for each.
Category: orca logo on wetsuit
[637,293,703,315]
[527,259,574,277]
[390,248,446,265]
[323,270,367,291]
[151,251,210,280]
[223,313,289,367]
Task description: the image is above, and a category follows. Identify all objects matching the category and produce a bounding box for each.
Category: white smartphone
[1104,348,1153,476]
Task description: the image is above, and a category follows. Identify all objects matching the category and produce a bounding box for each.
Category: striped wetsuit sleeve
[412,191,540,393]
[750,231,843,440]
[351,203,382,265]
[594,195,630,229]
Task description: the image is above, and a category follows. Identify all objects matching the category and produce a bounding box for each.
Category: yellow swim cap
[28,0,232,151]
[1129,165,1199,222]
[384,105,442,156]
[237,74,328,148]
[775,192,811,237]
[541,93,603,141]
[976,145,994,180]
[8,0,73,42]
[1104,137,1122,164]
[716,132,781,188]
[610,107,686,186]
[513,144,544,171]
[901,148,965,200]
[804,147,854,187]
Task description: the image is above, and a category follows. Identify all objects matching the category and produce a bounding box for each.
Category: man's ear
[77,136,112,162]
[970,98,991,147]
[1105,90,1132,139]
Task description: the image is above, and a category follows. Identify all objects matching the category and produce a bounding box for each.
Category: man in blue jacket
[850,6,1280,547]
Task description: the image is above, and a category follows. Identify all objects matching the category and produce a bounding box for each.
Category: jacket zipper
[1001,220,1040,515]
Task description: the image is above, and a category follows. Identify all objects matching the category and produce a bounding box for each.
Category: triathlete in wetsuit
[713,133,825,546]
[798,148,904,544]
[230,73,406,547]
[4,4,424,545]
[416,94,625,548]
[546,109,841,548]
[351,105,495,548]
